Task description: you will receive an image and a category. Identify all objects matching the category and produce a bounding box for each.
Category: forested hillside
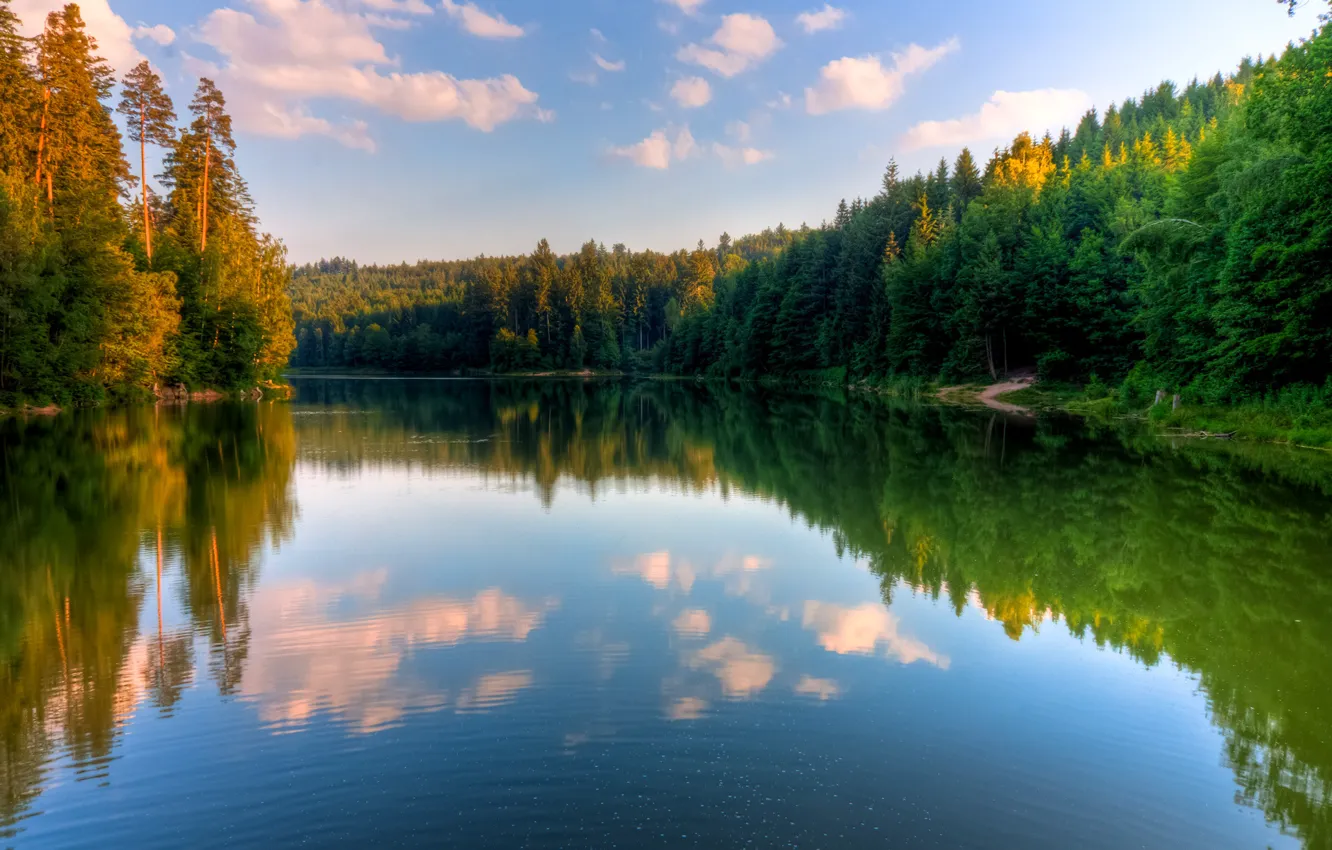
[295,19,1331,410]
[289,227,795,373]
[0,2,294,408]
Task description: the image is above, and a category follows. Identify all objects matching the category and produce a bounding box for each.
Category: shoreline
[942,380,1332,451]
[13,371,1328,450]
[0,382,293,418]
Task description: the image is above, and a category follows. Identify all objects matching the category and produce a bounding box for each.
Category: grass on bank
[990,377,1332,449]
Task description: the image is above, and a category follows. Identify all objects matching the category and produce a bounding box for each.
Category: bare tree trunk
[34,86,49,190]
[201,131,211,252]
[1003,327,1009,378]
[985,334,996,380]
[141,107,153,263]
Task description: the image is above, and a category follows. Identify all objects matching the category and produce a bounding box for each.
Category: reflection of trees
[293,380,720,506]
[293,378,1332,846]
[2,379,1330,846]
[0,403,297,838]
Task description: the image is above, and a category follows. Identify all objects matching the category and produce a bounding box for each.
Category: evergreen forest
[0,2,294,408]
[292,16,1332,412]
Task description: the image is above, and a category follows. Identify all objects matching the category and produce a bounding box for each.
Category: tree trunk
[201,130,211,252]
[34,86,50,192]
[1003,327,1009,378]
[141,107,152,263]
[985,334,996,380]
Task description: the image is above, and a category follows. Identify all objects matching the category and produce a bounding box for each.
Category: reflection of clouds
[687,637,776,699]
[575,629,631,680]
[794,675,841,701]
[456,671,534,714]
[613,552,695,593]
[666,696,709,721]
[802,602,950,669]
[614,551,770,600]
[712,553,773,603]
[672,609,712,638]
[241,572,556,733]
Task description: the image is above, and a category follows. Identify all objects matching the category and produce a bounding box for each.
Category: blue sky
[10,0,1324,263]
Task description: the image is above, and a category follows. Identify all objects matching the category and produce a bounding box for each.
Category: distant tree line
[288,228,788,373]
[295,21,1332,409]
[0,2,294,407]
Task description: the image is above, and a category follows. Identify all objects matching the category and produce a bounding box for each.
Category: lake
[2,378,1329,849]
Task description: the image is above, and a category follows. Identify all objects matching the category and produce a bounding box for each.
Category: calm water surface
[2,378,1330,848]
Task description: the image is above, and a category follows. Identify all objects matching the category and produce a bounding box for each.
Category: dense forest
[0,2,294,408]
[293,17,1331,410]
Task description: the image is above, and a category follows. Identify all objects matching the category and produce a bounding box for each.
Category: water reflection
[1,402,295,839]
[240,574,556,734]
[0,379,1329,847]
[801,601,951,668]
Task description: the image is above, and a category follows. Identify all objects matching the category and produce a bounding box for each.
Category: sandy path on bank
[936,375,1036,415]
[978,377,1035,414]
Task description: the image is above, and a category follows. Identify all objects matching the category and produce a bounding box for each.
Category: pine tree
[189,78,235,253]
[834,198,850,229]
[118,61,176,264]
[530,238,557,343]
[950,148,982,215]
[0,0,38,172]
[34,5,127,221]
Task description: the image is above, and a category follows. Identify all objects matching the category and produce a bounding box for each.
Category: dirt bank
[937,374,1036,415]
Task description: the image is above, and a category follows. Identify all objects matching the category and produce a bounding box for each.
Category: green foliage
[0,3,295,404]
[297,27,1331,409]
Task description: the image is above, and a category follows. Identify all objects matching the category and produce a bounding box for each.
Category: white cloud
[677,13,781,78]
[198,1,392,69]
[593,54,625,72]
[360,0,433,12]
[254,103,378,151]
[712,142,773,167]
[805,38,958,115]
[362,13,416,30]
[796,4,845,34]
[440,0,524,38]
[725,120,751,142]
[570,70,598,86]
[192,0,547,150]
[590,27,606,42]
[610,127,696,170]
[661,0,706,14]
[133,23,176,46]
[767,91,793,110]
[901,88,1092,151]
[670,76,711,108]
[12,0,142,74]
